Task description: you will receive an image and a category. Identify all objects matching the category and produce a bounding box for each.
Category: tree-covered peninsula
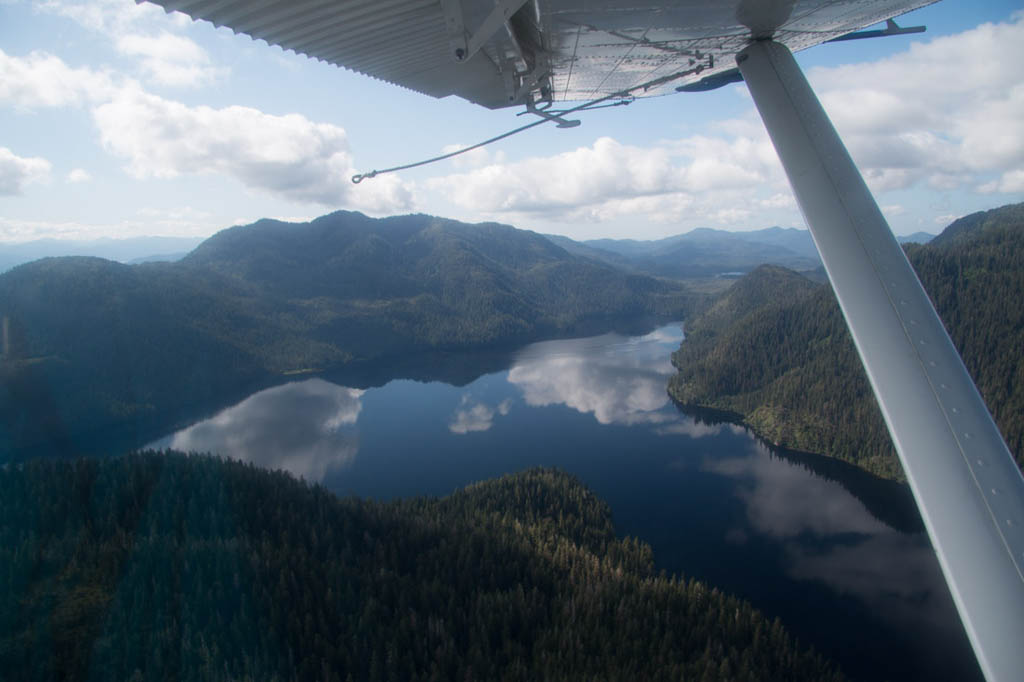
[0,454,843,681]
[669,203,1024,479]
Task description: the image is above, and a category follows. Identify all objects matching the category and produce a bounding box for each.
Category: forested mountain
[0,211,701,461]
[546,226,822,279]
[0,454,844,682]
[669,203,1024,480]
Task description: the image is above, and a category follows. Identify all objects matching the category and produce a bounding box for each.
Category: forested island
[0,454,844,681]
[669,203,1024,479]
[0,211,702,461]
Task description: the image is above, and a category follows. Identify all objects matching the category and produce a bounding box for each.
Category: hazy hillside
[546,227,821,280]
[899,231,936,244]
[0,454,844,682]
[546,227,933,282]
[0,211,701,461]
[669,203,1023,479]
[0,236,204,273]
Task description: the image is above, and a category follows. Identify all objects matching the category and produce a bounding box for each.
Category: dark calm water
[150,324,982,682]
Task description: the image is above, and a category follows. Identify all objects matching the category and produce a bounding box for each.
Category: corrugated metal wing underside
[145,0,937,109]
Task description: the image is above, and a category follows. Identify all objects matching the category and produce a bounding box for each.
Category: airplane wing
[145,0,936,108]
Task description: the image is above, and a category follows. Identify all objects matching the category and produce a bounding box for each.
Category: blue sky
[1,0,1022,242]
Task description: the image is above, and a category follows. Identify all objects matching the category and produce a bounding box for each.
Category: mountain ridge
[668,202,1024,479]
[0,211,701,461]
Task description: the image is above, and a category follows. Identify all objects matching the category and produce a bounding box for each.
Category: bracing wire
[351,60,709,184]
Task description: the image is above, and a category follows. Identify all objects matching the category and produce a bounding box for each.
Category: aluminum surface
[145,0,937,108]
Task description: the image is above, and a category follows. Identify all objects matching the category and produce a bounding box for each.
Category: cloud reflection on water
[706,446,889,538]
[449,397,512,434]
[506,325,725,434]
[707,441,955,632]
[165,378,363,482]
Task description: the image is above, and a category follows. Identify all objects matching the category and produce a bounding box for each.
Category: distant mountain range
[0,236,204,273]
[1,226,935,279]
[547,226,933,280]
[0,211,700,460]
[669,202,1024,479]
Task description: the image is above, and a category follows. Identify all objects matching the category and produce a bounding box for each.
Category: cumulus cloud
[441,143,506,170]
[978,169,1024,194]
[35,0,219,87]
[0,46,411,211]
[427,134,785,225]
[758,193,796,209]
[93,86,412,209]
[33,0,182,35]
[812,17,1024,193]
[117,31,225,87]
[66,168,91,183]
[0,148,52,195]
[0,48,117,109]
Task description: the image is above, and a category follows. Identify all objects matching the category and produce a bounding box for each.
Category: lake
[150,323,981,681]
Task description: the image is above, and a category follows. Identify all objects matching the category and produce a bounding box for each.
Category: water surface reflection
[149,323,979,681]
[151,378,362,480]
[508,325,715,431]
[701,440,971,679]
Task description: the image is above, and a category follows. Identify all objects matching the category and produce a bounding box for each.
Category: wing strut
[736,39,1024,682]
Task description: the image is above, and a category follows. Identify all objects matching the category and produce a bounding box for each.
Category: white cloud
[0,42,411,212]
[93,86,412,210]
[441,143,506,170]
[759,193,795,209]
[0,148,52,195]
[34,0,219,87]
[426,134,786,225]
[33,0,182,36]
[978,169,1024,194]
[0,48,409,211]
[116,31,225,87]
[812,17,1024,192]
[0,48,117,109]
[710,207,751,224]
[66,168,91,183]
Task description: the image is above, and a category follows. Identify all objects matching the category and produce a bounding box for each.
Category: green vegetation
[669,203,1024,479]
[0,453,843,681]
[0,211,702,461]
